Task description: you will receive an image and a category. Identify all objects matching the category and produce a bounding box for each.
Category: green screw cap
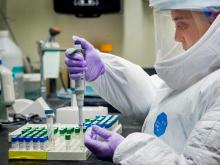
[65,134,71,140]
[21,129,28,134]
[75,127,80,134]
[60,128,66,135]
[71,127,74,133]
[53,127,58,134]
[85,118,90,122]
[83,127,87,133]
[90,118,96,123]
[66,128,73,134]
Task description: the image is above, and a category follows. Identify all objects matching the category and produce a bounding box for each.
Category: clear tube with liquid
[45,109,55,148]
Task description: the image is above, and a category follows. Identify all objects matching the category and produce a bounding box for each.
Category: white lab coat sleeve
[89,52,160,122]
[113,108,220,165]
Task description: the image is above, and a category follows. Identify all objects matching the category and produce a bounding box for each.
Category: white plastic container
[43,41,60,79]
[0,58,15,105]
[0,30,24,75]
[0,30,24,98]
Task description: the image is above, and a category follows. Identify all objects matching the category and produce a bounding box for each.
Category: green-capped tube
[53,127,58,134]
[65,134,71,140]
[74,127,80,134]
[90,118,96,123]
[83,127,87,133]
[65,134,71,151]
[66,128,73,134]
[59,128,66,135]
[71,127,74,133]
[26,127,32,131]
[21,129,28,134]
[85,118,90,122]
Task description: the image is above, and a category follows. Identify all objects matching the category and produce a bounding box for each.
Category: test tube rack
[8,115,122,160]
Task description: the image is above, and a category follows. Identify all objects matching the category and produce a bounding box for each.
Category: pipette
[65,41,85,129]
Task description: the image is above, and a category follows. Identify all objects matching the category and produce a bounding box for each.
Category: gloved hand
[84,125,124,160]
[65,36,105,81]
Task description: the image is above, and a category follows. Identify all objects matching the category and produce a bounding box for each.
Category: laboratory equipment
[0,30,24,99]
[0,31,24,75]
[65,41,85,130]
[56,106,108,124]
[23,73,40,100]
[37,27,66,99]
[66,41,86,153]
[12,97,50,118]
[0,57,15,122]
[8,115,122,160]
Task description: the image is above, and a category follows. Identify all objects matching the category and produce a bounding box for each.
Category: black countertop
[0,113,142,165]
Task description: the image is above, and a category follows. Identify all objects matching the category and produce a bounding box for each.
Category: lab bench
[0,105,142,165]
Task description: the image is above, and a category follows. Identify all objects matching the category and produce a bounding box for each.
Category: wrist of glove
[84,125,124,160]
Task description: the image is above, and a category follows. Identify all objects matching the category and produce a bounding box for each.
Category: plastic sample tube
[25,136,32,150]
[72,127,80,150]
[53,127,58,141]
[74,127,84,150]
[58,128,66,144]
[11,136,19,150]
[18,136,25,150]
[32,137,40,150]
[39,136,47,150]
[45,109,55,148]
[65,134,71,151]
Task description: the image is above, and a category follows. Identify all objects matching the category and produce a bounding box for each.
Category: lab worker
[65,0,220,164]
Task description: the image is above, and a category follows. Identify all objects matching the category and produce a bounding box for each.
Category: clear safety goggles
[154,8,220,63]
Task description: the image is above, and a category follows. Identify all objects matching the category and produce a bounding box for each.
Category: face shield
[149,0,220,90]
[154,8,219,63]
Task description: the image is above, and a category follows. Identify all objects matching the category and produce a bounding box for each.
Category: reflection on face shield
[154,9,218,62]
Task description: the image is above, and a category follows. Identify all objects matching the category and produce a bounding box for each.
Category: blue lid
[97,122,105,128]
[98,121,105,126]
[11,136,18,142]
[39,136,46,142]
[12,66,24,74]
[95,115,101,119]
[96,116,105,121]
[25,136,32,142]
[18,136,25,142]
[104,121,112,129]
[45,136,48,141]
[32,137,39,142]
[106,115,113,120]
[92,121,99,125]
[84,122,91,127]
[44,109,54,115]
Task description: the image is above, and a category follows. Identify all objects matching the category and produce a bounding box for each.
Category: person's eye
[176,23,188,30]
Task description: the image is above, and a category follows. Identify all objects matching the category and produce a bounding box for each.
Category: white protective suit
[89,4,220,165]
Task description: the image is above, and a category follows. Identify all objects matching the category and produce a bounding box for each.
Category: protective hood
[155,15,220,90]
[150,0,220,11]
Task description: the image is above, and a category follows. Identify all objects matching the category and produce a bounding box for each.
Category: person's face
[171,10,211,50]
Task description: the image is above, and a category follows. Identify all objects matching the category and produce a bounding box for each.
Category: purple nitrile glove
[84,125,124,160]
[65,36,105,81]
